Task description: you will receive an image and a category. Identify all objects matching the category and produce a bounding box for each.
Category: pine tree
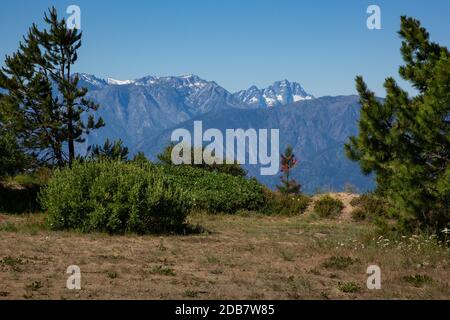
[0,7,104,167]
[88,139,129,161]
[132,151,150,164]
[0,95,34,177]
[277,145,301,195]
[0,127,30,178]
[345,16,449,233]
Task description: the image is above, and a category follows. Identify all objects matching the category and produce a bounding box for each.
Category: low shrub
[262,190,311,216]
[12,167,52,186]
[338,281,360,293]
[157,143,247,177]
[40,161,190,234]
[0,183,40,213]
[350,193,389,221]
[149,265,176,276]
[0,167,51,213]
[351,208,367,221]
[321,256,358,270]
[403,274,433,287]
[314,195,344,218]
[159,164,265,214]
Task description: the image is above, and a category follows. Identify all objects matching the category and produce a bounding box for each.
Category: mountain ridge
[78,73,314,108]
[77,72,316,147]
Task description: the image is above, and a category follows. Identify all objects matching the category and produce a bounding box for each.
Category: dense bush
[12,167,52,186]
[0,168,51,213]
[0,183,40,213]
[159,164,265,213]
[40,161,190,234]
[262,190,310,216]
[40,161,267,233]
[351,208,367,221]
[157,143,247,177]
[350,193,389,222]
[314,195,344,218]
[0,129,31,178]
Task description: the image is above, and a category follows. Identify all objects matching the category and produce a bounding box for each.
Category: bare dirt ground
[0,196,449,300]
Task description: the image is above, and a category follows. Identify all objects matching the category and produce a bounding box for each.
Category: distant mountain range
[77,73,314,148]
[77,73,373,193]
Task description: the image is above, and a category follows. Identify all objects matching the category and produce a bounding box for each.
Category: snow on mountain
[233,80,314,108]
[106,78,136,85]
[77,73,314,109]
[133,74,210,91]
[78,73,108,88]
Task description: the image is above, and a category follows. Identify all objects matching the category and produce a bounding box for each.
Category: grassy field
[0,202,448,300]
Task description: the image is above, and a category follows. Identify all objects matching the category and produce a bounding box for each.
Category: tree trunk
[67,107,74,167]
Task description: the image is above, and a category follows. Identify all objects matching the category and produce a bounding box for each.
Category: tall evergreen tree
[0,126,30,178]
[345,16,449,233]
[0,7,104,167]
[277,145,301,195]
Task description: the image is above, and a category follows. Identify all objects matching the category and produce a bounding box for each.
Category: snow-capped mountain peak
[78,73,108,87]
[233,80,314,108]
[106,78,136,85]
[77,73,314,109]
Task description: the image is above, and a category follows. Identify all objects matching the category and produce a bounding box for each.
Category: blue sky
[1,0,449,97]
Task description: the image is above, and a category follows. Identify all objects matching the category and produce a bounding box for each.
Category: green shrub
[321,256,358,270]
[0,256,25,272]
[338,281,360,293]
[40,161,189,234]
[351,208,367,221]
[0,222,18,232]
[12,167,52,186]
[157,143,247,177]
[403,274,433,287]
[350,193,389,222]
[27,281,43,291]
[150,265,176,276]
[262,190,311,216]
[0,183,41,213]
[159,164,265,214]
[314,196,344,218]
[0,167,51,213]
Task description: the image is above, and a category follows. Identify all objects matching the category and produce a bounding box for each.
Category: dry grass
[0,210,448,300]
